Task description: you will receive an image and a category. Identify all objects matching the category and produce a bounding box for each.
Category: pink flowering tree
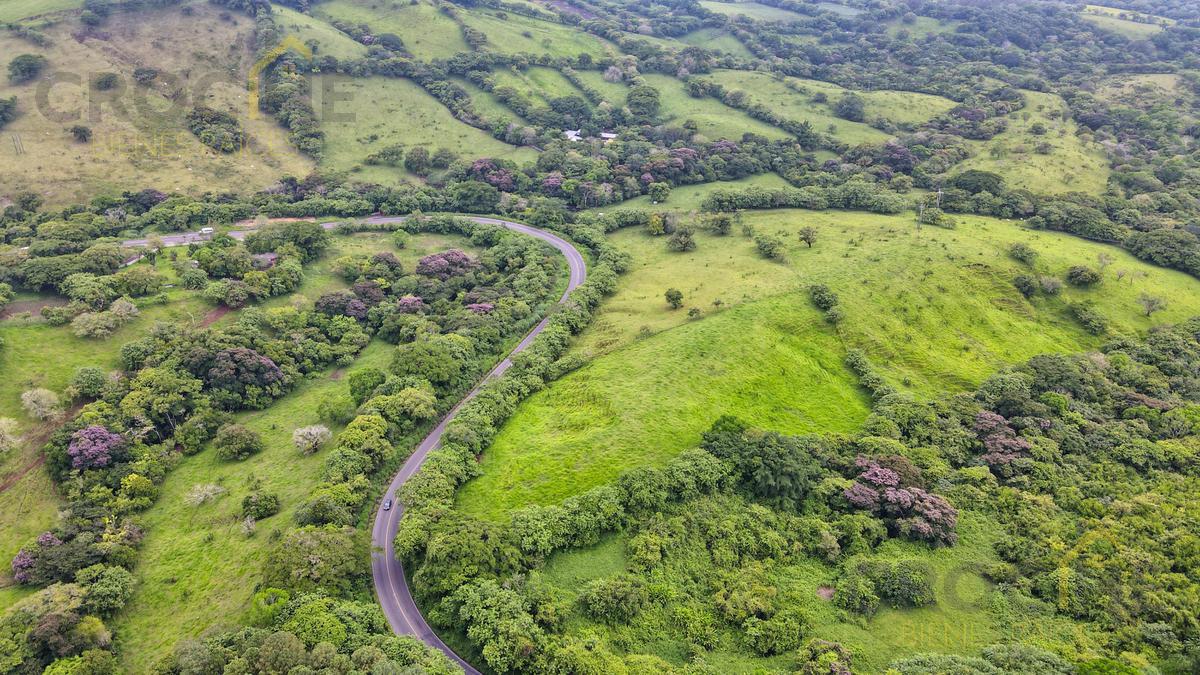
[416,250,477,280]
[974,410,1031,478]
[843,456,958,546]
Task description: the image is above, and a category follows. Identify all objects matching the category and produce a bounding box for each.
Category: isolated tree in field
[798,226,818,248]
[707,213,732,235]
[293,425,332,455]
[665,288,683,309]
[213,424,264,461]
[8,54,47,84]
[667,227,696,252]
[1066,265,1101,287]
[0,418,20,453]
[755,235,785,260]
[626,84,661,121]
[21,388,60,420]
[404,146,431,175]
[1008,242,1037,265]
[1138,294,1166,317]
[833,93,865,122]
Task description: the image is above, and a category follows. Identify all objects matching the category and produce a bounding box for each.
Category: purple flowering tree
[466,303,494,315]
[974,410,1031,476]
[843,456,958,546]
[67,425,125,470]
[396,296,427,314]
[316,291,369,320]
[416,250,477,280]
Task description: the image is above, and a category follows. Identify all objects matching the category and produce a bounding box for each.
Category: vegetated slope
[957,90,1111,194]
[642,73,792,141]
[272,4,369,61]
[457,208,1200,518]
[698,0,803,21]
[539,510,1094,672]
[313,75,537,182]
[459,7,613,59]
[678,28,753,58]
[0,0,80,23]
[0,289,212,611]
[314,0,469,60]
[114,340,390,672]
[609,173,794,212]
[451,76,528,124]
[1079,4,1171,39]
[457,293,871,518]
[700,70,957,141]
[0,3,313,205]
[490,66,584,106]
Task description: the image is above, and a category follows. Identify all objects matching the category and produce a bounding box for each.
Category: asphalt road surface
[366,216,586,674]
[127,216,587,673]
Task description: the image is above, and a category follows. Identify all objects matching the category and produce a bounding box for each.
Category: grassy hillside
[0,0,80,23]
[679,28,753,58]
[1080,4,1173,39]
[699,1,803,21]
[314,0,469,60]
[700,70,957,143]
[603,172,794,212]
[958,90,1110,194]
[490,66,583,105]
[460,8,612,59]
[313,75,537,181]
[110,231,482,670]
[0,2,313,206]
[457,207,1200,519]
[273,4,369,61]
[642,73,792,141]
[539,511,1100,673]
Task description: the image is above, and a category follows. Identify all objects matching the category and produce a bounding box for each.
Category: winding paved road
[129,216,586,672]
[367,217,586,674]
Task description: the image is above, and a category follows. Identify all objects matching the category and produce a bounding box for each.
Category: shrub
[67,366,107,400]
[0,418,21,453]
[8,54,47,84]
[184,483,227,506]
[743,609,809,656]
[1066,265,1101,286]
[809,284,839,311]
[1039,276,1063,295]
[1013,274,1037,298]
[292,425,332,455]
[834,571,880,615]
[21,388,60,420]
[666,227,695,252]
[755,234,785,260]
[1070,303,1107,335]
[665,288,683,309]
[213,424,264,461]
[1008,242,1038,264]
[317,395,356,425]
[242,492,282,519]
[578,576,650,623]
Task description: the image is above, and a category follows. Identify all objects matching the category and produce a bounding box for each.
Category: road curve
[366,216,586,674]
[126,216,586,673]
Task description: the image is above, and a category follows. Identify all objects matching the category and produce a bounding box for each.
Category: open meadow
[0,2,313,206]
[457,207,1200,518]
